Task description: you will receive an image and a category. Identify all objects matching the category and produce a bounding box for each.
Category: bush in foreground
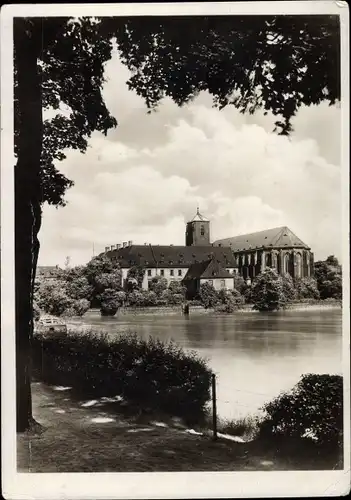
[259,373,343,449]
[32,331,212,422]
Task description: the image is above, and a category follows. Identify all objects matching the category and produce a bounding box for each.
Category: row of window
[207,279,226,288]
[147,269,183,277]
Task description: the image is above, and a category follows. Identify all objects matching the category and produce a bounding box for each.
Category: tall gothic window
[266,253,271,267]
[284,254,290,274]
[295,253,302,278]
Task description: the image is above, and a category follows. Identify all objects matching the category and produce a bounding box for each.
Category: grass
[217,415,260,440]
[17,382,343,473]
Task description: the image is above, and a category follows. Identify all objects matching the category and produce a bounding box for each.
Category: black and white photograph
[1,2,350,498]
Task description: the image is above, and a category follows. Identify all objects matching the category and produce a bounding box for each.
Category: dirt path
[17,382,333,472]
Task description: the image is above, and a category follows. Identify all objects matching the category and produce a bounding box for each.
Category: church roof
[190,207,209,222]
[214,226,310,252]
[104,244,237,269]
[184,259,233,280]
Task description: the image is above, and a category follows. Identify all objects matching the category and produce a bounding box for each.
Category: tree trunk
[14,19,43,432]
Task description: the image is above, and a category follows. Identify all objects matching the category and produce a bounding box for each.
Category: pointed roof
[184,258,233,280]
[214,226,310,251]
[190,207,209,222]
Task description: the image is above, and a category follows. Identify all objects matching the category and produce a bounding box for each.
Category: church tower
[186,208,211,246]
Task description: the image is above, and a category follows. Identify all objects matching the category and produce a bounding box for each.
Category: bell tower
[186,207,211,246]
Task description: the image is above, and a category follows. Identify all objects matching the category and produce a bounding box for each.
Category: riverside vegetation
[31,329,343,464]
[34,255,342,317]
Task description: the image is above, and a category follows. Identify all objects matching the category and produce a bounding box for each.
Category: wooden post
[211,373,218,440]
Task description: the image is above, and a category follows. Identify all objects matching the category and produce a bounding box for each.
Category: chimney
[128,240,133,247]
[116,243,121,250]
[122,242,127,248]
[110,245,116,251]
[105,246,110,252]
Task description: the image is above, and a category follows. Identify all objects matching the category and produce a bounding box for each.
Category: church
[103,208,314,293]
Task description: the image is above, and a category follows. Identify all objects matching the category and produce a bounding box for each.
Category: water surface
[68,308,342,419]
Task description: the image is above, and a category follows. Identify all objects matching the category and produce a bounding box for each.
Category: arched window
[295,253,302,278]
[200,225,205,236]
[284,253,290,274]
[265,253,271,267]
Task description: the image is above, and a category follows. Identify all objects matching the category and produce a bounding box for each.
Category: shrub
[199,282,219,309]
[126,265,145,290]
[281,273,297,301]
[141,290,158,306]
[216,289,244,313]
[233,275,249,295]
[148,276,168,296]
[295,277,320,300]
[230,288,245,307]
[100,289,121,316]
[63,298,90,317]
[259,374,343,448]
[65,276,94,301]
[243,285,252,304]
[32,331,212,422]
[168,281,187,296]
[36,280,74,316]
[251,268,287,312]
[314,259,342,300]
[127,290,158,307]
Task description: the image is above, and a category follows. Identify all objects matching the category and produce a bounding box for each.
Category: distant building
[214,226,314,281]
[183,258,235,298]
[36,265,60,280]
[103,209,237,291]
[103,211,314,292]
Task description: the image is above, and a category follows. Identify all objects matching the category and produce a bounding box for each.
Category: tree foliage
[14,17,118,206]
[100,288,121,316]
[295,277,320,300]
[199,282,220,309]
[281,273,297,301]
[259,374,343,449]
[126,265,145,291]
[148,275,168,296]
[115,15,340,135]
[251,268,287,312]
[15,15,340,207]
[83,254,122,303]
[314,256,342,300]
[216,288,244,313]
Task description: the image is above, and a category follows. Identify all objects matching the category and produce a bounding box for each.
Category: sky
[38,46,342,267]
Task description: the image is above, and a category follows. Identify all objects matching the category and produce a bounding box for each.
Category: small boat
[34,315,67,337]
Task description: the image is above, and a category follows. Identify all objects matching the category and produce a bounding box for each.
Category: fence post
[211,373,218,440]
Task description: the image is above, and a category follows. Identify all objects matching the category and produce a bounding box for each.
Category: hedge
[32,331,212,422]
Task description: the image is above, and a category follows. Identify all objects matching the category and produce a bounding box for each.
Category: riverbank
[83,299,341,317]
[17,382,342,472]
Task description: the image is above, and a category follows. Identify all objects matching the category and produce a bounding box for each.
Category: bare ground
[17,382,341,473]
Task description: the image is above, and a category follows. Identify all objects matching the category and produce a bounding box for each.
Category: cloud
[38,52,342,267]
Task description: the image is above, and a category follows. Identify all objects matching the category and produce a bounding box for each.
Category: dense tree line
[35,254,342,317]
[196,255,342,313]
[34,258,189,317]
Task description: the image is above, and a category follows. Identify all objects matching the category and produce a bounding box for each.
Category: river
[68,308,342,420]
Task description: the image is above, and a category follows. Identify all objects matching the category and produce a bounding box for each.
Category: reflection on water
[69,309,342,419]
